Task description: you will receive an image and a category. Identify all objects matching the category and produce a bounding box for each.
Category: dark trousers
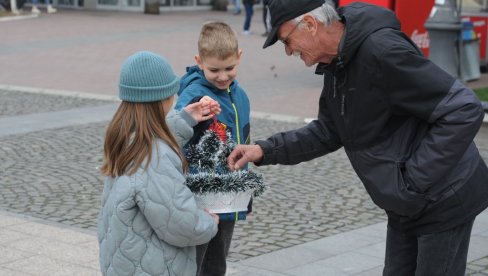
[196,220,235,276]
[383,219,474,276]
[243,3,254,31]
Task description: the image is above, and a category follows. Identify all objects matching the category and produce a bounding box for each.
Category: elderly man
[227,0,488,275]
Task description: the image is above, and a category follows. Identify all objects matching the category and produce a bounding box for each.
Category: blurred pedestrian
[231,0,241,14]
[262,0,271,36]
[10,0,20,14]
[242,0,256,35]
[31,0,57,14]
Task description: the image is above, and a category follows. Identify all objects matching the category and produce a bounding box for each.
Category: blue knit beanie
[119,51,180,102]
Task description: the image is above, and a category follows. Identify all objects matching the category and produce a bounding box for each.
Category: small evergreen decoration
[184,128,266,198]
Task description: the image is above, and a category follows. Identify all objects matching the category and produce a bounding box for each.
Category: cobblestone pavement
[1,90,488,273]
[0,89,112,118]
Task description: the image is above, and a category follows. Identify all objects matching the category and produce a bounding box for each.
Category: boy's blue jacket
[175,65,251,146]
[175,65,252,219]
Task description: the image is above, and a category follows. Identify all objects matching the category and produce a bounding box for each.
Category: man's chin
[302,60,314,67]
[300,56,314,67]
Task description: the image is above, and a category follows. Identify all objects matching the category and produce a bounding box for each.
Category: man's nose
[285,45,292,56]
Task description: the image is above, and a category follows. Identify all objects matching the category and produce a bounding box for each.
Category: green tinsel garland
[184,130,266,197]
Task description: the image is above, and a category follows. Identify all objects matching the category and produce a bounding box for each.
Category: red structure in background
[339,0,434,56]
[338,0,488,66]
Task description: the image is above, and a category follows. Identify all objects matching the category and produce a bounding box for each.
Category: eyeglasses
[280,20,302,47]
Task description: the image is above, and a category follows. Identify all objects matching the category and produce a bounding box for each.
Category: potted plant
[184,126,265,214]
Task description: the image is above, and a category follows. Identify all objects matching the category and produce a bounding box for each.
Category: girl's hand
[204,208,220,224]
[184,97,221,122]
[200,96,221,117]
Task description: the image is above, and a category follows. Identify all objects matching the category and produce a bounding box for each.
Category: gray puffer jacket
[97,110,218,276]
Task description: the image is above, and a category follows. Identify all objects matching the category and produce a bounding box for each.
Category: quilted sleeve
[166,109,197,148]
[136,148,218,247]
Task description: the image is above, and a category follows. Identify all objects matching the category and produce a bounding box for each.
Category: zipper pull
[227,87,234,103]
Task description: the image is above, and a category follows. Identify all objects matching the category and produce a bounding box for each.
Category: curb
[0,12,38,22]
[0,84,119,101]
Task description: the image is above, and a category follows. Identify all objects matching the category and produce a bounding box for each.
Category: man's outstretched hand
[227,144,264,171]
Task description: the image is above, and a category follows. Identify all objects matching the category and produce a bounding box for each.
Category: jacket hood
[178,65,239,95]
[336,2,400,66]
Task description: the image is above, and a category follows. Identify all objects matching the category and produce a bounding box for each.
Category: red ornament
[208,117,227,142]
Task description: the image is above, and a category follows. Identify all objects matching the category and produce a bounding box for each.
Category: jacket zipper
[341,93,346,116]
[333,76,337,98]
[227,87,241,144]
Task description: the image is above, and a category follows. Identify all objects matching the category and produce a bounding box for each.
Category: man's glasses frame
[280,19,303,47]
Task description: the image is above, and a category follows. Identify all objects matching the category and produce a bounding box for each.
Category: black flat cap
[263,0,325,48]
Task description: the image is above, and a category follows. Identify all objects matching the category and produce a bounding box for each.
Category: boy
[175,21,251,276]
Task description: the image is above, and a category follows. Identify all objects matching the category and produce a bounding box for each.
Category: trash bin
[144,0,159,14]
[460,21,481,82]
[424,0,462,79]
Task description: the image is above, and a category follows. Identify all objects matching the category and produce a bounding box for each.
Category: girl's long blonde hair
[100,100,185,177]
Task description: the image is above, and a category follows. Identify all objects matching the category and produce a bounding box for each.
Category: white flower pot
[194,190,253,213]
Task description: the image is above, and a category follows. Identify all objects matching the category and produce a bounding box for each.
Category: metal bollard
[424,0,462,78]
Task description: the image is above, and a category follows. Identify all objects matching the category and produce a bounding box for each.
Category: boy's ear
[237,49,243,63]
[195,55,204,69]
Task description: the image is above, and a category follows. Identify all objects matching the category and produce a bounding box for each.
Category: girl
[97,51,220,276]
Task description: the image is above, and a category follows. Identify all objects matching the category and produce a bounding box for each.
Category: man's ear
[302,14,318,35]
[195,55,204,69]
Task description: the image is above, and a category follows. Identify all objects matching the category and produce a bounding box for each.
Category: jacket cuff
[254,140,271,166]
[179,109,198,127]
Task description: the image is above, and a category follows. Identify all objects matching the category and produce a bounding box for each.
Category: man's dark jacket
[256,3,488,234]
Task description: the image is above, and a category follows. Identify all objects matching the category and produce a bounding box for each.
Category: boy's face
[195,51,242,90]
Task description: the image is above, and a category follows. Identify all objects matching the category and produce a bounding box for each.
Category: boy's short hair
[198,21,239,60]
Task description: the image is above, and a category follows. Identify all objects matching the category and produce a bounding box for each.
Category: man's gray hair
[294,0,340,26]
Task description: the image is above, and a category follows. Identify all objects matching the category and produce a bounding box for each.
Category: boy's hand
[184,98,221,123]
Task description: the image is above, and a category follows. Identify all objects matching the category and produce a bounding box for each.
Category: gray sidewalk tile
[0,103,118,137]
[238,245,333,272]
[227,262,292,276]
[473,211,488,235]
[286,265,350,276]
[0,247,36,265]
[3,237,99,265]
[7,222,95,245]
[0,229,33,246]
[0,267,31,276]
[0,213,30,227]
[352,266,384,276]
[355,242,387,259]
[468,235,488,262]
[342,222,387,240]
[297,231,384,256]
[284,251,383,276]
[1,255,100,276]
